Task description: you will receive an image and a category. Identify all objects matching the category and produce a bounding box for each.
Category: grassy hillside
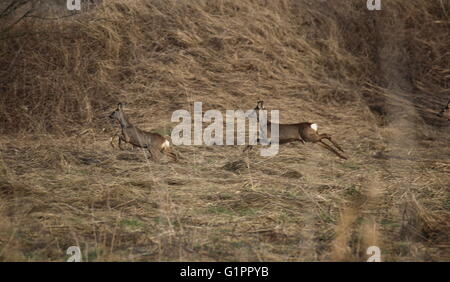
[0,0,448,261]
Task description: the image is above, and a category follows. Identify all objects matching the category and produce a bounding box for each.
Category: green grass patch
[153,127,172,136]
[206,206,236,215]
[344,185,362,198]
[339,162,360,170]
[120,218,143,227]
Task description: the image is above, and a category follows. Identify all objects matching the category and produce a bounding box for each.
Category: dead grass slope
[0,0,449,261]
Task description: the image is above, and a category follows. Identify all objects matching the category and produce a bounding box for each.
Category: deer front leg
[111,133,126,150]
[243,145,253,152]
[244,137,266,152]
[118,137,122,149]
[119,132,135,150]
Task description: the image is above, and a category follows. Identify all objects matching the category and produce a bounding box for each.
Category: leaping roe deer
[244,101,348,160]
[109,103,178,162]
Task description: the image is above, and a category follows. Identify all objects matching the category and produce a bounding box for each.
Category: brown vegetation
[0,0,449,261]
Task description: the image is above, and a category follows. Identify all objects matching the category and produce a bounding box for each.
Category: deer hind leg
[316,140,347,160]
[161,140,178,162]
[163,147,179,162]
[319,133,345,153]
[149,147,162,162]
[168,150,179,162]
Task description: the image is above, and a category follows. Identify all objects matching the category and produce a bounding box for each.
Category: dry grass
[0,0,449,261]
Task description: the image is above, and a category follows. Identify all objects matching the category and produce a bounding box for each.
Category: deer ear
[118,103,123,110]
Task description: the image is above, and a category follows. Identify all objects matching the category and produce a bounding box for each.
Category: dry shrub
[0,0,448,134]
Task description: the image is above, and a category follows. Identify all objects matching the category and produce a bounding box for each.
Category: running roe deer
[109,103,178,162]
[244,101,347,160]
[436,100,450,120]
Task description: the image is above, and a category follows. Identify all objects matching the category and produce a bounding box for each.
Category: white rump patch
[162,140,170,149]
[311,123,318,131]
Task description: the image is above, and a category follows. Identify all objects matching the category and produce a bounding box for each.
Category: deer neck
[118,113,132,129]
